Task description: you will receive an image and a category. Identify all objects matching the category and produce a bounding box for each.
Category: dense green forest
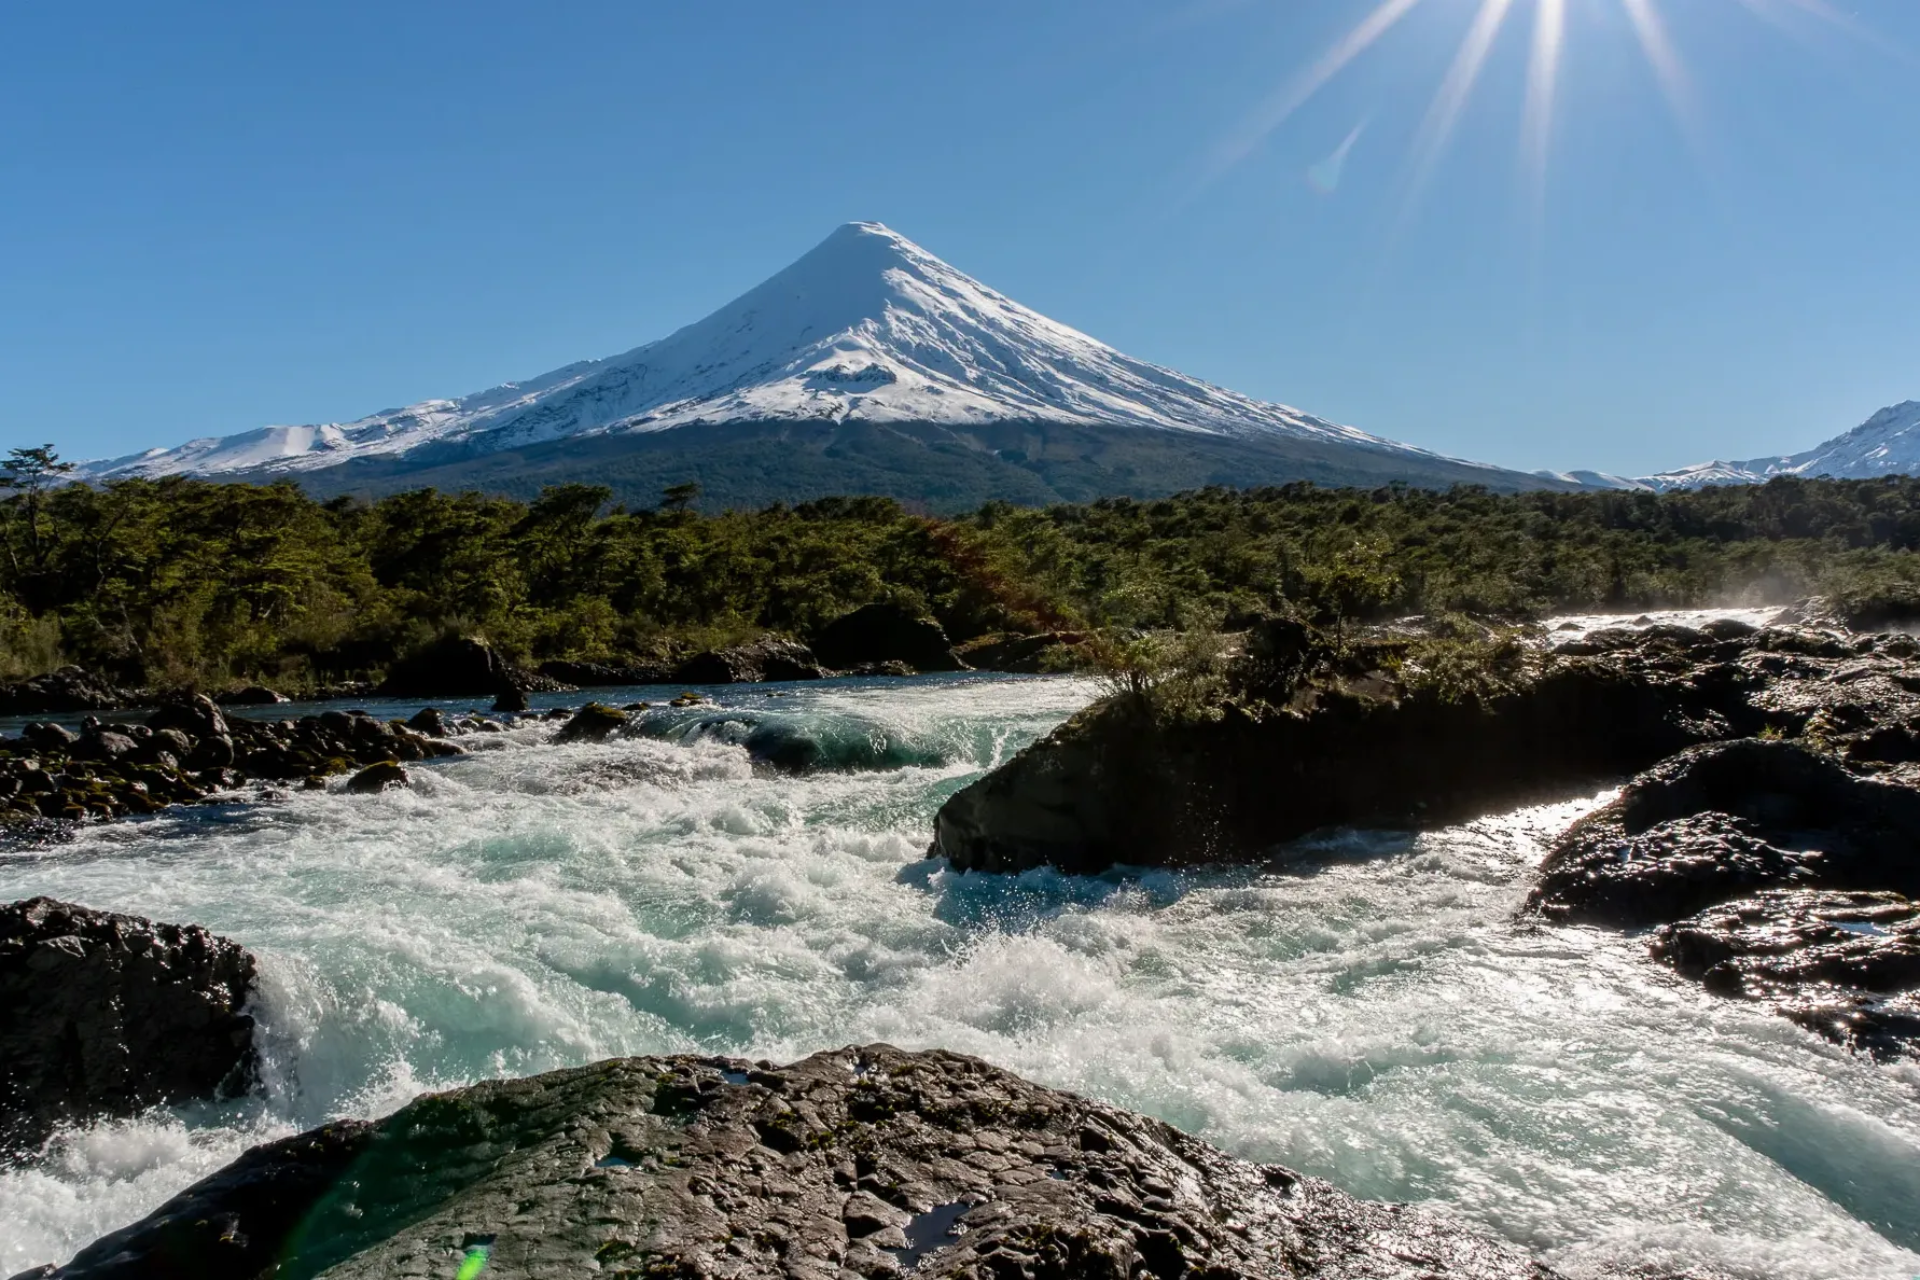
[3,442,1920,690]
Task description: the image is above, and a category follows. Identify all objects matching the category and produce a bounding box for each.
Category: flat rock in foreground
[0,897,258,1155]
[32,1045,1566,1280]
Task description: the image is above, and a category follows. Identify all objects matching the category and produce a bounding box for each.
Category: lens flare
[1199,0,1902,221]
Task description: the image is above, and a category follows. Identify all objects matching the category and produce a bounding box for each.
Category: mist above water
[1,668,1916,1278]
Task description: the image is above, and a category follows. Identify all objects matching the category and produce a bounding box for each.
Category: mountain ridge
[75,222,1572,507]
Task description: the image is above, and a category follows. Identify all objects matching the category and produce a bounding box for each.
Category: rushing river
[2,666,1917,1278]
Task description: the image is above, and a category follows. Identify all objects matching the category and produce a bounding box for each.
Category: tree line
[3,444,1919,690]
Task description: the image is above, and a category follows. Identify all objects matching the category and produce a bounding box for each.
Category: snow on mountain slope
[1635,401,1920,491]
[79,223,1502,482]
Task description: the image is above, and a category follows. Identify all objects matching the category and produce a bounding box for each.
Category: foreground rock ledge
[1,897,258,1155]
[25,1046,1566,1280]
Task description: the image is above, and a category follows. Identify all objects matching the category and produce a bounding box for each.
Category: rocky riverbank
[931,608,1920,1060]
[17,1044,1574,1279]
[1,899,258,1156]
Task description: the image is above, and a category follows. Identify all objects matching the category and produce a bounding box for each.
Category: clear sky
[2,0,1915,477]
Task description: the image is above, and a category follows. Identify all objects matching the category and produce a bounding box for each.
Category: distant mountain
[1540,401,1920,494]
[79,222,1574,509]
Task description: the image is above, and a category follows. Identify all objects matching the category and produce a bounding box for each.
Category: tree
[660,482,701,513]
[0,444,78,590]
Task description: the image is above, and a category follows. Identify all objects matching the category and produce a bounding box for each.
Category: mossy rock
[346,760,410,795]
[556,703,628,744]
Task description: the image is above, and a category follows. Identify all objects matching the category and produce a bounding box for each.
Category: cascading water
[1,667,1916,1278]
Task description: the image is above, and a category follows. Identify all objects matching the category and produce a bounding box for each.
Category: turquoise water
[1,671,1916,1278]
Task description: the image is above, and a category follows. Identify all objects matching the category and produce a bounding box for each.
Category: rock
[812,602,967,674]
[405,707,448,737]
[492,687,531,714]
[1650,890,1920,1060]
[0,898,257,1155]
[1528,740,1920,928]
[537,659,675,687]
[20,722,76,751]
[673,637,826,684]
[0,667,129,716]
[146,693,228,741]
[378,636,572,698]
[955,631,1085,674]
[841,659,916,678]
[214,685,288,706]
[555,703,627,743]
[933,621,1920,876]
[345,761,409,794]
[33,1046,1567,1280]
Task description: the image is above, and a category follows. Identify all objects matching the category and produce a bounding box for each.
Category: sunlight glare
[1521,0,1566,223]
[1402,0,1518,214]
[1206,0,1425,181]
[1618,0,1706,152]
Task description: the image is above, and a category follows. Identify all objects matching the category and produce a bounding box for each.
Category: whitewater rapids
[1,670,1916,1278]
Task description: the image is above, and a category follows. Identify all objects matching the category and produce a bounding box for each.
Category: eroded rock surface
[814,603,966,675]
[933,622,1920,876]
[0,898,258,1155]
[1529,739,1920,927]
[1651,890,1920,1060]
[31,1046,1567,1280]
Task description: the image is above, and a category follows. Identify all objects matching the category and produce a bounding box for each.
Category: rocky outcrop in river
[22,1045,1568,1280]
[0,668,132,716]
[932,619,1920,875]
[1,898,258,1155]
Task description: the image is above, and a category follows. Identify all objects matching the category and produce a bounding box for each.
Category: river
[2,660,1917,1277]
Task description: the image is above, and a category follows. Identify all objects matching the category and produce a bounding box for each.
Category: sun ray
[1734,0,1919,65]
[1202,0,1426,184]
[1397,0,1519,223]
[1619,0,1706,153]
[1520,0,1567,226]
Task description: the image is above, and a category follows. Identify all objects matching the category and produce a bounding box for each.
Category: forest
[4,442,1920,691]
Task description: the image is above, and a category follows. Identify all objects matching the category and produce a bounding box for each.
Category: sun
[1207,0,1889,220]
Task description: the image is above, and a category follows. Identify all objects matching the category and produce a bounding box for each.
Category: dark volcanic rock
[555,703,627,743]
[492,686,531,714]
[933,622,1920,876]
[146,692,228,741]
[813,602,967,674]
[345,761,409,795]
[378,636,571,698]
[32,1046,1566,1280]
[215,685,289,706]
[1651,890,1920,1060]
[0,667,130,716]
[1528,740,1920,928]
[0,898,257,1155]
[673,637,827,684]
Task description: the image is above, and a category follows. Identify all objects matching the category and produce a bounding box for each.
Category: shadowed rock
[0,898,257,1155]
[814,602,966,674]
[26,1046,1569,1280]
[556,703,628,743]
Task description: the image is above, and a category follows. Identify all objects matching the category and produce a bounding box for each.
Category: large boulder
[0,667,130,716]
[812,602,966,674]
[28,1046,1568,1280]
[673,637,826,684]
[1,898,258,1155]
[554,703,627,743]
[214,685,288,706]
[378,636,571,699]
[932,623,1920,876]
[1528,739,1920,928]
[1651,889,1920,1061]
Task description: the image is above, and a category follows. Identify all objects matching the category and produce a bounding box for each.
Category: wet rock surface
[1529,739,1920,927]
[933,622,1920,876]
[556,702,629,743]
[30,1046,1570,1280]
[1651,890,1920,1060]
[0,898,257,1155]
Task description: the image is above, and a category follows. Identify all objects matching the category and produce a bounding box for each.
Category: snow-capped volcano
[1630,401,1920,491]
[79,222,1512,488]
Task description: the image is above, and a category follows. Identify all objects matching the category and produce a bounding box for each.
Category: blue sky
[2,0,1915,477]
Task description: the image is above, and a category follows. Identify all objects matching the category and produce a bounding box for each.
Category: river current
[2,661,1917,1277]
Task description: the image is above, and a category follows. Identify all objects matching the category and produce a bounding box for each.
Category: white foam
[1,669,1915,1278]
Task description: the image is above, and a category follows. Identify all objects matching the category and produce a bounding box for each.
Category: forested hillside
[4,442,1920,691]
